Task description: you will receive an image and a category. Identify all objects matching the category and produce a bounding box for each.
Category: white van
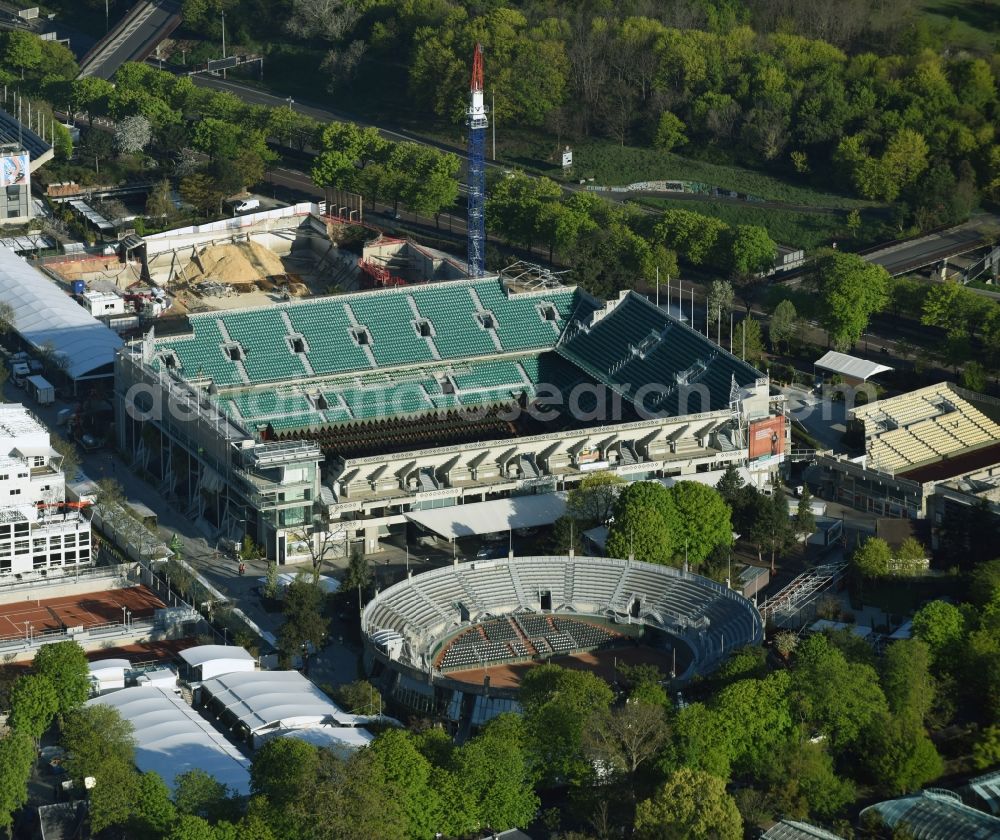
[234,199,260,213]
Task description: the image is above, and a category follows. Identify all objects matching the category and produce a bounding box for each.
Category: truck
[25,374,55,405]
[9,360,28,387]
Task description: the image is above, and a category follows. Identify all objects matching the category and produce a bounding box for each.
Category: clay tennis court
[445,644,687,690]
[0,585,165,639]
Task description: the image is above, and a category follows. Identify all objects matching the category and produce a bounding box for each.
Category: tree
[342,545,372,597]
[33,640,90,716]
[773,631,799,660]
[9,673,58,740]
[567,472,624,526]
[583,701,671,780]
[765,739,855,821]
[655,209,728,266]
[2,31,41,78]
[277,576,328,668]
[61,705,138,833]
[911,600,966,665]
[667,481,733,568]
[672,702,735,779]
[50,435,80,483]
[791,634,888,752]
[712,672,794,776]
[654,111,687,151]
[973,724,1000,770]
[398,145,461,223]
[114,114,153,155]
[61,704,135,781]
[770,299,798,352]
[547,515,585,556]
[520,664,614,786]
[334,679,383,716]
[853,537,892,579]
[367,729,444,839]
[180,173,224,217]
[174,769,235,822]
[813,251,890,350]
[734,317,765,364]
[455,714,539,831]
[970,559,1000,607]
[146,178,174,219]
[750,489,793,572]
[131,771,177,836]
[707,279,735,340]
[893,537,927,576]
[728,224,777,281]
[962,361,987,393]
[606,481,676,564]
[795,487,816,540]
[635,768,742,840]
[0,731,34,836]
[881,639,935,723]
[864,712,944,794]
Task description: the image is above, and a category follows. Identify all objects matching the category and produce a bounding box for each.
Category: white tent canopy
[814,350,893,382]
[273,725,374,757]
[201,670,356,734]
[88,687,250,794]
[178,644,256,681]
[405,492,568,540]
[0,246,122,380]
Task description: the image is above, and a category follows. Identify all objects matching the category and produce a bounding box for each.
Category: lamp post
[121,605,126,627]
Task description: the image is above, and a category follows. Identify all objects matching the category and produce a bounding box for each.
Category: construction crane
[466,43,488,277]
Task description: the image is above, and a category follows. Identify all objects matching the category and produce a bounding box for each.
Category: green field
[920,0,999,52]
[635,197,892,250]
[494,132,874,210]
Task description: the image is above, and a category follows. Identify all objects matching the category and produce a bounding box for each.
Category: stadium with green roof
[116,273,784,561]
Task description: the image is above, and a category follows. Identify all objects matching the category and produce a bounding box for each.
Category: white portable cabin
[88,658,129,694]
[178,644,256,682]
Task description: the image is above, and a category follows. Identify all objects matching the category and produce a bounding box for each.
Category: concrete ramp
[77,0,181,80]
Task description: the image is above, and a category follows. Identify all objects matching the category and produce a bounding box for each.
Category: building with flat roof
[815,383,1000,519]
[115,275,784,560]
[0,404,91,579]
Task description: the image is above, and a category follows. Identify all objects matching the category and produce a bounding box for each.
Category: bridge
[860,217,996,277]
[78,0,181,80]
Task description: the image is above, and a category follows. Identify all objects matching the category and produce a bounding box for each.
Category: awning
[405,492,567,540]
[814,350,893,382]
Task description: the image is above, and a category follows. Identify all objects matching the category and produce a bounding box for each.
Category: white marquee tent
[89,687,250,794]
[0,246,122,381]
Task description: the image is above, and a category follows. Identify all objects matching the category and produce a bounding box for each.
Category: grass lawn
[920,0,999,53]
[494,131,874,210]
[635,197,892,250]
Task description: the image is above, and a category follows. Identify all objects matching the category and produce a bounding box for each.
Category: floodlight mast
[466,43,488,277]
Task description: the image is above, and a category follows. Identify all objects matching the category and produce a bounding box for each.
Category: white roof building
[263,724,375,758]
[200,670,359,743]
[0,245,122,381]
[178,644,256,681]
[88,686,251,794]
[814,350,893,383]
[88,658,129,694]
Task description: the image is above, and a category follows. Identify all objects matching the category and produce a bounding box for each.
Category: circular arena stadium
[362,555,763,728]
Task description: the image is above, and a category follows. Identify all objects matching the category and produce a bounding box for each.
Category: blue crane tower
[466,43,487,277]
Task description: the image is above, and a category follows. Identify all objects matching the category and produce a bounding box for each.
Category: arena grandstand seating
[853,383,1000,474]
[362,556,762,682]
[557,293,760,416]
[148,279,761,452]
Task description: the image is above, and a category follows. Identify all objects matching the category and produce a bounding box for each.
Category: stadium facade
[115,274,785,561]
[362,555,763,726]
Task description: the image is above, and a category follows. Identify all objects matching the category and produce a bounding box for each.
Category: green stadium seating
[348,294,435,367]
[409,285,497,357]
[221,311,309,382]
[170,318,243,386]
[286,303,371,375]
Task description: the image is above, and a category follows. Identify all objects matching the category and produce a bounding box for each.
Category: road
[79,0,180,80]
[862,216,997,276]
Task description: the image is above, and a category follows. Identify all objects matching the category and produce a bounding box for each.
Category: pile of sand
[177,241,287,286]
